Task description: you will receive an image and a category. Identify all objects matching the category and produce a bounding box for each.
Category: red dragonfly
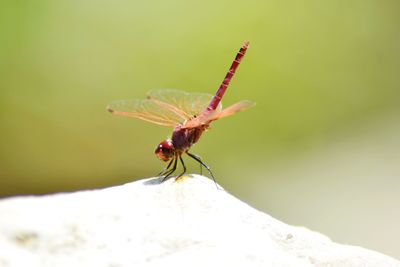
[107,42,254,184]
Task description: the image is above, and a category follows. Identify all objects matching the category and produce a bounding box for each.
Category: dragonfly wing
[183,100,255,128]
[211,100,255,120]
[147,89,222,118]
[107,98,186,127]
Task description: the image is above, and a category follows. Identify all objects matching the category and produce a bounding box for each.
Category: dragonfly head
[155,139,175,162]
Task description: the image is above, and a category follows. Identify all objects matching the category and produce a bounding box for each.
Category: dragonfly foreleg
[161,157,177,182]
[157,158,174,177]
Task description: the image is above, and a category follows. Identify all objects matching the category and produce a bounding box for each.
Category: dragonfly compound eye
[155,139,175,161]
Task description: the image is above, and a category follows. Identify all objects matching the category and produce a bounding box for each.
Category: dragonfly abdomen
[206,41,250,112]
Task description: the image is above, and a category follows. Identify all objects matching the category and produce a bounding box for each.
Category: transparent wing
[183,100,255,128]
[107,98,188,127]
[147,89,222,118]
[209,100,255,120]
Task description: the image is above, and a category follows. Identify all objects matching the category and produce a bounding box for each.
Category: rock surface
[0,175,399,267]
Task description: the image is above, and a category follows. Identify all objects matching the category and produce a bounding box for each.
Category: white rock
[0,175,399,267]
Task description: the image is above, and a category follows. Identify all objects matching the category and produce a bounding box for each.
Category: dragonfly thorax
[155,139,175,162]
[171,125,207,153]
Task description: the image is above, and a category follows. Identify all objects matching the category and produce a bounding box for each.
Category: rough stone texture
[0,175,399,267]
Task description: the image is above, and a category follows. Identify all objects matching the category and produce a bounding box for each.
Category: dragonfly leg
[161,157,177,182]
[176,156,187,179]
[157,158,174,177]
[186,152,219,189]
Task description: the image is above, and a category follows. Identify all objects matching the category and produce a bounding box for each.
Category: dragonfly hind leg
[186,152,219,189]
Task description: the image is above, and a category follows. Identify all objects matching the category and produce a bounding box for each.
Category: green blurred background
[1,0,399,259]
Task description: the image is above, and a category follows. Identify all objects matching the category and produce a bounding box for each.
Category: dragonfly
[107,42,255,185]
